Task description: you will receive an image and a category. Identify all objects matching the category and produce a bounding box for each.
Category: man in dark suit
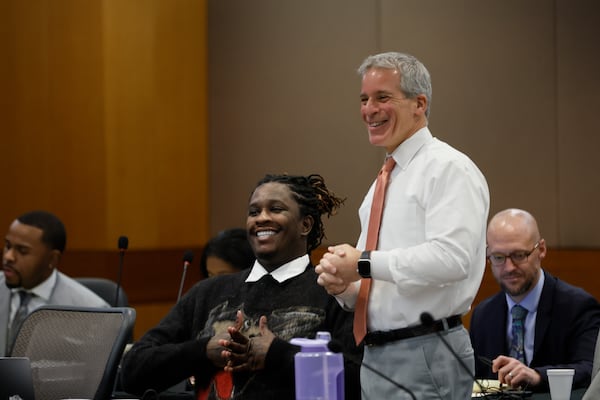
[470,208,600,392]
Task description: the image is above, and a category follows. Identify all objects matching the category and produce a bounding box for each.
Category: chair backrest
[10,305,136,400]
[76,277,129,307]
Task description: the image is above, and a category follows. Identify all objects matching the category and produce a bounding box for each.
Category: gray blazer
[1,271,110,356]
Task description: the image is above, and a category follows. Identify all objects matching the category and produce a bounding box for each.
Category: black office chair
[10,305,136,400]
[76,277,129,307]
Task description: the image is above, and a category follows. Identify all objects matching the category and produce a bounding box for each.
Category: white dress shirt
[246,255,310,283]
[9,269,59,324]
[338,127,490,332]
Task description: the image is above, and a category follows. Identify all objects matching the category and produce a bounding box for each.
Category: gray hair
[358,52,432,117]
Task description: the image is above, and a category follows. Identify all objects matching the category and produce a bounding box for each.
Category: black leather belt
[363,315,463,346]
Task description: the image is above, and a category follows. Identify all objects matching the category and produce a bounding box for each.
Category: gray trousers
[361,326,474,400]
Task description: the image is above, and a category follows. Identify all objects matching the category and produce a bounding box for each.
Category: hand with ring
[492,355,542,388]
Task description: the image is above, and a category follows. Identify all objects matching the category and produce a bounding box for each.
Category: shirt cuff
[371,250,394,281]
[334,280,360,310]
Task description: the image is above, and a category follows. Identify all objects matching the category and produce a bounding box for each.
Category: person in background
[199,228,255,279]
[1,210,109,356]
[470,208,600,392]
[316,51,490,399]
[121,174,361,400]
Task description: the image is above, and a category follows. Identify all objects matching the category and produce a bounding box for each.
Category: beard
[4,278,19,289]
[2,267,22,289]
[501,275,534,298]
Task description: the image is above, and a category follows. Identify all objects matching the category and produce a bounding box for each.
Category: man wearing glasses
[470,208,600,392]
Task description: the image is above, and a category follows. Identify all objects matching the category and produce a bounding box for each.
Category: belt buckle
[441,318,450,331]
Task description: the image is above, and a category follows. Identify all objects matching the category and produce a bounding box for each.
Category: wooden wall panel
[103,0,209,249]
[0,1,108,247]
[0,0,209,250]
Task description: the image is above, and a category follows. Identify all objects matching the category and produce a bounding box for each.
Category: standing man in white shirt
[316,52,490,399]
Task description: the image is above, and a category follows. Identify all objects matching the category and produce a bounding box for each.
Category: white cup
[547,369,575,400]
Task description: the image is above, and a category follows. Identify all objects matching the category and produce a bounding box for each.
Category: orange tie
[353,156,396,345]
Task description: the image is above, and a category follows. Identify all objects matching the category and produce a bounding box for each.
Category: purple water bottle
[291,331,345,400]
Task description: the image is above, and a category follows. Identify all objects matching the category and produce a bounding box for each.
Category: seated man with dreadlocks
[121,174,361,400]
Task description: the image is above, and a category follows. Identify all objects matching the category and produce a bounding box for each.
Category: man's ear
[49,249,62,269]
[538,238,547,260]
[415,94,428,116]
[301,215,314,237]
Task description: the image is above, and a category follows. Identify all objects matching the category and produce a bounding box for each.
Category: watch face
[358,259,370,278]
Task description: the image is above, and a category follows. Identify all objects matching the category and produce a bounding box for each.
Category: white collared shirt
[246,254,310,283]
[9,269,57,324]
[338,127,490,331]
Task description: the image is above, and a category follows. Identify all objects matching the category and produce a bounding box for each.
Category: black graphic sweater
[121,263,361,400]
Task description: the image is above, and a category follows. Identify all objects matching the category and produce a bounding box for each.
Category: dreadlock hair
[254,174,345,253]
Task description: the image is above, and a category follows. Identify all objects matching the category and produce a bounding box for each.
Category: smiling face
[3,220,59,289]
[246,182,313,271]
[360,67,428,153]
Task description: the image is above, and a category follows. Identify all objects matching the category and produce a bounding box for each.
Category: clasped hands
[207,310,275,373]
[315,244,362,295]
[492,355,541,388]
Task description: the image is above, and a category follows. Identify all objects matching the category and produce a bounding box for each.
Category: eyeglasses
[487,241,541,266]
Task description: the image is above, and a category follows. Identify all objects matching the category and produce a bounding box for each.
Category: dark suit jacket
[470,270,600,391]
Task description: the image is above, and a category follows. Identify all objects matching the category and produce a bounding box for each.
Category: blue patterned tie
[510,305,528,364]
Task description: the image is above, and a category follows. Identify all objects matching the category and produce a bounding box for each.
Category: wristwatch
[357,251,372,278]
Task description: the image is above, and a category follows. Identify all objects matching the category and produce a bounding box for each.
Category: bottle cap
[290,337,329,352]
